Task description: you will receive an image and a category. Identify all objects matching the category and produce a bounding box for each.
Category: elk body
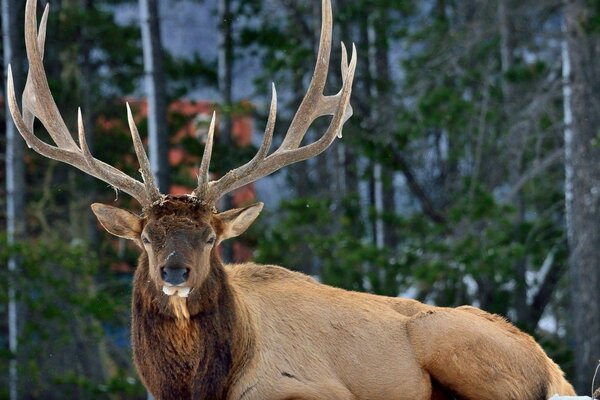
[7,0,576,399]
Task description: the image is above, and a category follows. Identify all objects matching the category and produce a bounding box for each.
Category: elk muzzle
[161,266,189,286]
[160,261,193,298]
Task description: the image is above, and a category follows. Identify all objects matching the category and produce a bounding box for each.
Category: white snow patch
[165,251,177,263]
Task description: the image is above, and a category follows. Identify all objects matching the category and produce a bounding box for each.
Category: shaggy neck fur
[131,251,255,400]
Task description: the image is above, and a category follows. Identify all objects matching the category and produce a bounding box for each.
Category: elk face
[141,207,214,298]
[91,197,263,297]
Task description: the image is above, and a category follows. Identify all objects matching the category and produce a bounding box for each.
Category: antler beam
[7,0,355,210]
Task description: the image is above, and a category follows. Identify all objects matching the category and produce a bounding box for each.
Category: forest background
[2,0,600,398]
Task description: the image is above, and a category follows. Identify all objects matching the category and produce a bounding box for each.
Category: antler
[7,0,355,209]
[7,0,161,208]
[193,0,357,205]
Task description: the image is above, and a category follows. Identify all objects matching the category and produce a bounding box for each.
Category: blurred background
[2,0,600,398]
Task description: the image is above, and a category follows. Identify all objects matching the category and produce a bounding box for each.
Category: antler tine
[37,2,48,60]
[341,42,349,82]
[22,0,76,150]
[204,84,277,204]
[22,2,47,133]
[278,0,333,151]
[127,103,162,203]
[8,0,157,208]
[193,112,217,199]
[7,65,65,157]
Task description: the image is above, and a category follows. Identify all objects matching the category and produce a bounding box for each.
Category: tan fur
[225,263,575,400]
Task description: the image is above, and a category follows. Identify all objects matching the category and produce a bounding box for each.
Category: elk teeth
[176,287,191,298]
[162,286,177,296]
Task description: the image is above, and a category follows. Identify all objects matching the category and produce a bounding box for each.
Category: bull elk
[7,0,576,399]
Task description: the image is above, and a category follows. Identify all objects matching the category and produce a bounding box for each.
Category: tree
[218,0,234,262]
[139,0,169,192]
[2,0,24,398]
[563,0,600,392]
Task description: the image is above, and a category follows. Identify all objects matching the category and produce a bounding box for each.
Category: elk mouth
[162,284,192,298]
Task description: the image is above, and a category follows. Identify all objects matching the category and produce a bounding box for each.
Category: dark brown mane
[132,242,254,399]
[131,195,256,399]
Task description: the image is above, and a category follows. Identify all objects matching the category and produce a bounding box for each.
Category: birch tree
[218,0,234,262]
[2,0,24,398]
[139,0,169,192]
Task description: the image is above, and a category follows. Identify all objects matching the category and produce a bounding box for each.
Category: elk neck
[132,250,256,399]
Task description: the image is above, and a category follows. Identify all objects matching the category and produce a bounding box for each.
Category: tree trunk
[499,0,529,327]
[563,0,600,393]
[357,5,378,247]
[218,0,234,262]
[79,0,98,245]
[373,3,397,248]
[335,0,359,199]
[2,1,25,399]
[369,27,385,249]
[139,0,169,192]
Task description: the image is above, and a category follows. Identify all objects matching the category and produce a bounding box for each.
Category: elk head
[7,0,356,302]
[91,197,263,298]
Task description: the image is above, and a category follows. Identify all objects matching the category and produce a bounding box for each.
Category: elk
[7,0,576,399]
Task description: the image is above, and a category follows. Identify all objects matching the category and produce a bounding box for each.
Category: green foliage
[165,53,217,100]
[256,196,407,296]
[583,0,600,33]
[45,2,143,101]
[257,185,565,311]
[505,60,548,83]
[0,235,144,398]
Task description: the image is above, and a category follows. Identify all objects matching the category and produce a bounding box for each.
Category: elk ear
[91,203,142,240]
[217,202,263,242]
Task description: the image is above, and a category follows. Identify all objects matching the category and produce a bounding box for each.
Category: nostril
[161,267,168,280]
[183,269,189,280]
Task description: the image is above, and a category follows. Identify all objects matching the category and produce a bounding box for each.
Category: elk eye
[206,236,216,245]
[142,236,151,245]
